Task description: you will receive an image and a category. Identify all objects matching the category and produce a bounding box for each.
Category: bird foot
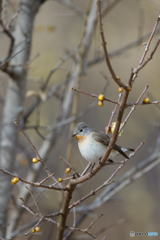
[99,158,114,166]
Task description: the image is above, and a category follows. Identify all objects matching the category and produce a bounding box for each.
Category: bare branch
[139,14,160,64]
[67,214,103,239]
[97,0,128,90]
[13,119,58,182]
[24,218,42,236]
[105,93,122,134]
[119,85,149,133]
[0,45,30,69]
[133,37,160,79]
[59,156,80,177]
[41,46,80,91]
[71,88,118,104]
[25,186,41,217]
[0,168,68,191]
[85,28,160,72]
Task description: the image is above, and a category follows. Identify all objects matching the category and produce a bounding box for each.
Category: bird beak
[72,133,78,137]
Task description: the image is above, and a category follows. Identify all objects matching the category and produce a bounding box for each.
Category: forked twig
[13,119,59,184]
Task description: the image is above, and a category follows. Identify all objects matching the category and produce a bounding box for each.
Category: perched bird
[72,122,134,165]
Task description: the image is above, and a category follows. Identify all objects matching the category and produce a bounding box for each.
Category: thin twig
[85,28,160,72]
[24,218,42,236]
[13,120,56,180]
[6,10,19,29]
[0,16,14,40]
[59,156,80,177]
[131,36,160,85]
[119,85,149,133]
[34,100,97,132]
[139,14,160,64]
[0,45,31,69]
[71,88,118,104]
[68,214,103,239]
[25,186,41,217]
[22,79,68,125]
[97,0,127,90]
[69,180,113,210]
[96,218,126,239]
[21,199,37,216]
[44,212,63,218]
[7,219,39,239]
[39,173,55,185]
[73,141,145,213]
[69,141,143,209]
[0,167,68,191]
[133,37,160,78]
[86,214,103,231]
[41,46,80,91]
[64,207,76,239]
[105,93,122,134]
[80,163,92,176]
[106,141,144,183]
[128,100,160,106]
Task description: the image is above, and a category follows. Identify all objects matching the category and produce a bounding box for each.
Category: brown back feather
[92,131,129,159]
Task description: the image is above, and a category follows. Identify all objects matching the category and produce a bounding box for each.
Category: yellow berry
[116,76,121,80]
[98,100,103,106]
[65,168,71,174]
[11,177,19,185]
[32,158,39,163]
[118,87,123,93]
[143,98,150,104]
[98,94,105,101]
[111,122,116,133]
[11,179,16,185]
[35,226,40,232]
[110,122,123,136]
[58,178,63,182]
[15,177,19,183]
[32,229,36,233]
[127,86,131,92]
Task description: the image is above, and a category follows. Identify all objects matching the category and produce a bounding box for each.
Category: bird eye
[80,129,83,132]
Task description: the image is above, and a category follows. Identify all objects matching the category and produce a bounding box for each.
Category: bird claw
[107,159,114,163]
[99,158,105,166]
[99,158,114,166]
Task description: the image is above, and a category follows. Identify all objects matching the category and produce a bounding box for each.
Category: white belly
[78,135,117,164]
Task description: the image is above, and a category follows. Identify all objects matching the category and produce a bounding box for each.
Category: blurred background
[0,0,160,239]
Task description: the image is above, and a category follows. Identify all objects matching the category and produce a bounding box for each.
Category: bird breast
[77,134,107,163]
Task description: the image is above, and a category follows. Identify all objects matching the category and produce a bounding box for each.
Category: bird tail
[113,145,134,159]
[117,147,134,159]
[121,147,134,152]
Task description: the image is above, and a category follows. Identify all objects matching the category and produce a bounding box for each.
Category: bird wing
[92,130,110,146]
[92,130,129,159]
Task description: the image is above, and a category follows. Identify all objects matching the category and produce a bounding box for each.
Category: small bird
[72,122,134,165]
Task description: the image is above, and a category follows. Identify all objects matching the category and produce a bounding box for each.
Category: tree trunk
[0,0,45,237]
